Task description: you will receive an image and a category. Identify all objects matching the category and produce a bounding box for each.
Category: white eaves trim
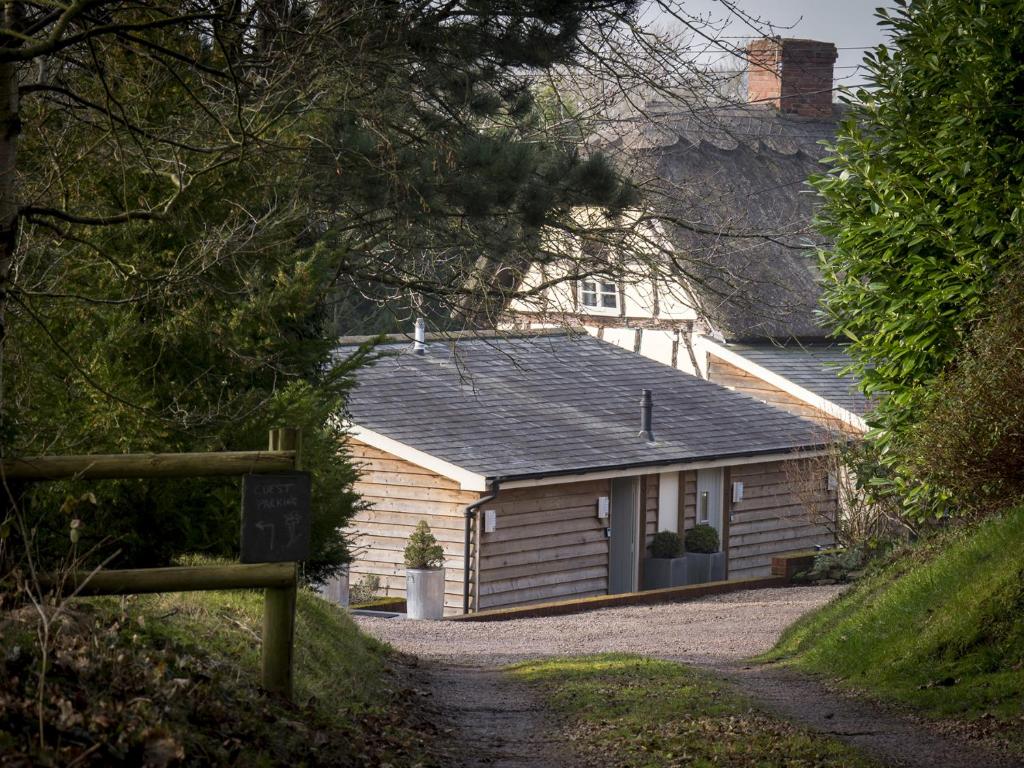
[698,337,868,433]
[498,449,829,490]
[347,424,489,491]
[349,421,829,494]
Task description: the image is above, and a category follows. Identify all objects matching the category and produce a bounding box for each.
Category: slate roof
[725,340,871,416]
[599,102,841,341]
[340,333,827,483]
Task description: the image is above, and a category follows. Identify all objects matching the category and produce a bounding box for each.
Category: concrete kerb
[448,552,824,622]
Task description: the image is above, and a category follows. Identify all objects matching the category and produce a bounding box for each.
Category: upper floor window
[580,279,618,311]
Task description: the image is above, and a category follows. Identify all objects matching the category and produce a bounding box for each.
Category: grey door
[609,477,639,594]
[695,468,724,547]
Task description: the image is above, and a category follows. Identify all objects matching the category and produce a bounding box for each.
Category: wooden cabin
[340,331,838,615]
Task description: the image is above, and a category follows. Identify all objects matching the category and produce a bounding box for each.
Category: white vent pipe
[414,317,426,354]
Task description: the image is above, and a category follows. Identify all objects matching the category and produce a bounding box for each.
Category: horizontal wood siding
[708,357,859,435]
[726,460,835,579]
[682,470,697,531]
[348,440,480,615]
[478,479,610,610]
[643,474,658,552]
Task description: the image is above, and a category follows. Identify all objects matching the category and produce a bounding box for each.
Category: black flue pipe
[639,389,654,441]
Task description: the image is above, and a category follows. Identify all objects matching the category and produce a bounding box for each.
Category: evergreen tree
[1,1,675,579]
[812,0,1024,517]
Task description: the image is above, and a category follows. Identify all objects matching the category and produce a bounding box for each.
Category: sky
[646,1,897,90]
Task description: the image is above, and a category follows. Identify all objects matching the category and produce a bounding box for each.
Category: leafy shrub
[684,524,719,554]
[806,547,865,582]
[811,1,1024,517]
[907,269,1024,515]
[349,574,381,604]
[650,530,684,559]
[403,520,445,569]
[784,443,913,548]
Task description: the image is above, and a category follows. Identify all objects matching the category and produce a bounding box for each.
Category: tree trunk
[0,1,22,347]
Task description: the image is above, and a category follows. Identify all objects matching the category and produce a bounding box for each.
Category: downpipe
[463,480,501,614]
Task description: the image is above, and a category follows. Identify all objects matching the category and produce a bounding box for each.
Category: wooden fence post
[261,427,301,699]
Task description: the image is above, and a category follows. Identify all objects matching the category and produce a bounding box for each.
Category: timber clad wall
[349,440,480,615]
[682,470,697,531]
[727,459,834,579]
[477,479,610,610]
[708,356,859,435]
[349,439,834,613]
[709,357,823,422]
[643,474,658,551]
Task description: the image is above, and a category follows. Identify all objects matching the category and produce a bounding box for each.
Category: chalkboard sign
[241,472,312,563]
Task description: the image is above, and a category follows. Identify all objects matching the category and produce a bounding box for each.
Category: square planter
[684,552,726,585]
[318,566,350,608]
[643,556,688,589]
[406,567,445,619]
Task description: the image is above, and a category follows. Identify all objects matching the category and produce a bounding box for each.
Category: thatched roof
[601,102,843,341]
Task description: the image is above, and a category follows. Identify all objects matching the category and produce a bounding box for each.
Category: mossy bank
[764,507,1024,739]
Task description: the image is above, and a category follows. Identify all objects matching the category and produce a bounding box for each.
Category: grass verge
[509,653,878,767]
[0,586,438,766]
[762,506,1024,736]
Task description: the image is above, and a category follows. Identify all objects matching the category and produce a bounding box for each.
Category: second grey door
[609,477,639,594]
[695,468,724,547]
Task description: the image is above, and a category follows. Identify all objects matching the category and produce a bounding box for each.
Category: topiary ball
[650,530,684,559]
[684,524,719,554]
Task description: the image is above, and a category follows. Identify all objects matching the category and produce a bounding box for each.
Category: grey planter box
[684,552,726,585]
[317,566,350,608]
[406,568,445,619]
[644,557,688,589]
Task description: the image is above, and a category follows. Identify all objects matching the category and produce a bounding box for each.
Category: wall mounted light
[732,481,744,503]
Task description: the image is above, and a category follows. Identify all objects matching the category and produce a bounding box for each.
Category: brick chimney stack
[746,38,838,118]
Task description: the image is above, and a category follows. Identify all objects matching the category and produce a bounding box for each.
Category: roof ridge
[335,327,568,346]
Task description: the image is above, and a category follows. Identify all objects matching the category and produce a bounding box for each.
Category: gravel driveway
[356,585,1024,768]
[354,585,845,665]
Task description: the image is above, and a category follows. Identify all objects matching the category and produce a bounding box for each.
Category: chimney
[413,317,426,355]
[638,389,654,442]
[746,38,837,118]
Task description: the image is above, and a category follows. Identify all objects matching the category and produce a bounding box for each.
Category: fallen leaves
[0,600,443,767]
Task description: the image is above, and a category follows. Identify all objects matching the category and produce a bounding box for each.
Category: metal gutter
[463,480,501,615]
[480,443,836,486]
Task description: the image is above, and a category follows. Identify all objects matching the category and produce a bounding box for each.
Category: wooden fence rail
[8,427,303,700]
[0,450,296,480]
[41,563,297,596]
